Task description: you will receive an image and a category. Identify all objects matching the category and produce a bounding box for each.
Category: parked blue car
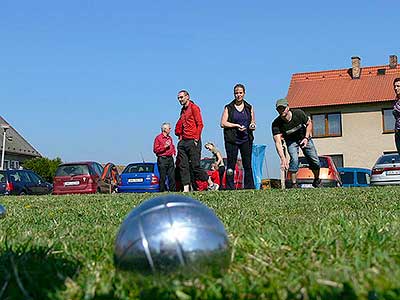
[0,169,53,195]
[118,162,160,193]
[338,167,371,187]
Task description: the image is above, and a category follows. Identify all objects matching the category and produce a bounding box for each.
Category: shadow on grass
[0,243,81,300]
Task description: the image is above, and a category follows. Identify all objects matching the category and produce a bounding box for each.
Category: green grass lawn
[0,187,399,300]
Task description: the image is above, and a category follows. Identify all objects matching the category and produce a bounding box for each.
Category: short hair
[234,83,246,93]
[393,78,400,85]
[161,122,171,131]
[178,90,189,97]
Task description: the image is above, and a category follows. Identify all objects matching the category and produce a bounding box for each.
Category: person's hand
[299,138,308,148]
[249,122,256,130]
[165,140,171,148]
[280,158,289,171]
[238,124,246,132]
[194,139,198,146]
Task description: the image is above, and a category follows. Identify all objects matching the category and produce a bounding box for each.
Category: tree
[22,157,62,183]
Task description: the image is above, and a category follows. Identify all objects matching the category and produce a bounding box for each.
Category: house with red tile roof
[286,55,400,169]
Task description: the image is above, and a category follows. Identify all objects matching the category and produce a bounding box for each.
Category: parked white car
[370,153,400,186]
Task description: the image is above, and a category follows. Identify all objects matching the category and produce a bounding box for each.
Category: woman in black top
[220,83,256,189]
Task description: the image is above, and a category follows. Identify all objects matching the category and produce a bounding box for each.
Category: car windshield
[376,154,400,164]
[55,165,90,176]
[340,171,354,185]
[124,164,154,173]
[299,157,328,168]
[357,172,369,185]
[200,159,214,170]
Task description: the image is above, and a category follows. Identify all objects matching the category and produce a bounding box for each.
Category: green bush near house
[22,157,62,183]
[0,188,399,299]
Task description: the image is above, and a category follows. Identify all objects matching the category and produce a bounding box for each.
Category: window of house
[382,108,395,133]
[3,160,10,169]
[10,161,20,169]
[311,113,342,137]
[329,154,343,168]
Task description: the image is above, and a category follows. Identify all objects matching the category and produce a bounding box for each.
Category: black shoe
[312,179,322,188]
[291,182,299,189]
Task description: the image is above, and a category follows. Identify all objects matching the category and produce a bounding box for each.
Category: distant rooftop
[0,116,42,157]
[287,55,400,108]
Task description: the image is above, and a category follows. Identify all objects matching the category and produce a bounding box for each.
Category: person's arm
[170,137,176,156]
[175,118,183,140]
[273,133,289,171]
[249,105,256,130]
[192,105,204,141]
[153,136,164,156]
[299,117,312,148]
[220,107,241,129]
[215,150,223,166]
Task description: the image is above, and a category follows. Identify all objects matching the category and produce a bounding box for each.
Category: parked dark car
[0,169,53,195]
[338,167,371,187]
[53,161,118,195]
[371,153,400,186]
[118,162,160,193]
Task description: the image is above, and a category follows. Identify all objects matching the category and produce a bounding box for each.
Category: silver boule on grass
[114,195,230,277]
[0,204,6,218]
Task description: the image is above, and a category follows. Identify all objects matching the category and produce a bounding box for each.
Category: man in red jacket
[153,122,176,192]
[175,90,218,192]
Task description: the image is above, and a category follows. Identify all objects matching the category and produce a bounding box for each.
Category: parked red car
[286,155,342,188]
[53,161,119,195]
[200,158,244,189]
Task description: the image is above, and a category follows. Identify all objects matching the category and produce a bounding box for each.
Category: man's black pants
[177,139,208,186]
[157,156,176,192]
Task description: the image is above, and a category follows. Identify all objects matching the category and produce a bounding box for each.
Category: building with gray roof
[0,116,41,169]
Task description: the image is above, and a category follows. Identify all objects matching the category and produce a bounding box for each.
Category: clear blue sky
[1,1,397,178]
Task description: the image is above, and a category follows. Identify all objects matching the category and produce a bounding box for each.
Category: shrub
[22,157,62,183]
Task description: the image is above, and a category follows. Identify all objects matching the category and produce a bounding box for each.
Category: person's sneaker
[208,183,219,191]
[312,178,322,188]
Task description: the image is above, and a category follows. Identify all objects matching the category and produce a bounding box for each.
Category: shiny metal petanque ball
[0,204,6,219]
[114,195,230,276]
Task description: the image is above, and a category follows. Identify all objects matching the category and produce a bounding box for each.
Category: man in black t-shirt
[271,98,321,188]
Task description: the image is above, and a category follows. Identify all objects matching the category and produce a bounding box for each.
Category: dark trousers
[225,141,255,190]
[218,165,225,188]
[396,131,400,154]
[177,139,208,186]
[157,156,176,192]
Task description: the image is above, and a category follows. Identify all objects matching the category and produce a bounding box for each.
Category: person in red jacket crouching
[196,163,220,191]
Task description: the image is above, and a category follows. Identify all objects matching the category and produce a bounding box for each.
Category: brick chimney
[351,56,361,79]
[389,55,398,69]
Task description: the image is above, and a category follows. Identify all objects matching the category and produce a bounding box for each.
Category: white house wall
[303,102,395,169]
